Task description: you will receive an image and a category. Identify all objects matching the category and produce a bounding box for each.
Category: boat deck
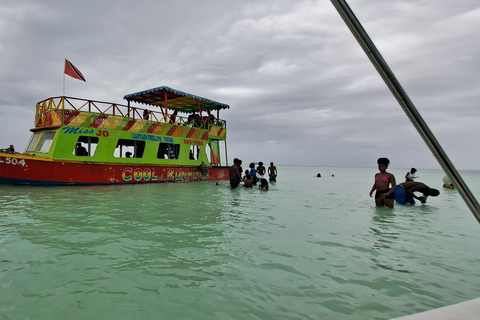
[392,297,480,320]
[35,96,227,140]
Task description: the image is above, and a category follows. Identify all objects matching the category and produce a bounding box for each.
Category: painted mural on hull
[0,154,228,184]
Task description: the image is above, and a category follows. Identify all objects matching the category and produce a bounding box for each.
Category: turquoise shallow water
[1,166,480,319]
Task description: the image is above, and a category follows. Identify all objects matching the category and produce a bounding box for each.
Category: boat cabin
[27,86,229,167]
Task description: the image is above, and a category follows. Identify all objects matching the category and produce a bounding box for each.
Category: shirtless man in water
[230,158,242,188]
[268,162,277,182]
[395,181,440,204]
[256,162,266,179]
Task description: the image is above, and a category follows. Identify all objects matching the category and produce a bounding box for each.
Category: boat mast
[331,0,480,223]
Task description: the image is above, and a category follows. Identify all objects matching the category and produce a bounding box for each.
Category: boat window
[189,145,199,160]
[114,139,146,158]
[74,136,99,157]
[157,143,180,159]
[32,132,56,153]
[26,133,42,152]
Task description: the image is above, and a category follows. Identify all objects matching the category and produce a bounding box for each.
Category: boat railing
[34,96,226,132]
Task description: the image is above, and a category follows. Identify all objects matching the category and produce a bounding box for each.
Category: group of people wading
[230,159,277,190]
[370,157,440,208]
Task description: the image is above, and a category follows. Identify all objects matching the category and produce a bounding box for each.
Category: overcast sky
[1,0,479,170]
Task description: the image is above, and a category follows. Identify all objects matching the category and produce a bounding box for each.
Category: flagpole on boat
[63,58,66,96]
[331,0,480,223]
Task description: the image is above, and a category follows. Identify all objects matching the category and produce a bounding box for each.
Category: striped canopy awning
[123,86,229,113]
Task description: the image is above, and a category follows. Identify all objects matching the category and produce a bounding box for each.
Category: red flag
[64,59,86,82]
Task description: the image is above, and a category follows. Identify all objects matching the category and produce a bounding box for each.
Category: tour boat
[0,86,230,185]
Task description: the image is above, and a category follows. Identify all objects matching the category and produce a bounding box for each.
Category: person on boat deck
[125,152,132,158]
[405,167,418,182]
[169,110,178,124]
[230,158,242,188]
[243,170,253,188]
[207,110,216,125]
[168,147,177,159]
[76,143,88,156]
[188,113,201,127]
[143,109,150,120]
[268,162,277,182]
[259,178,269,190]
[394,181,440,204]
[256,162,266,179]
[369,157,396,208]
[248,162,259,184]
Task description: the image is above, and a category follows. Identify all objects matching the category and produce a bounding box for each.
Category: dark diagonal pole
[331,0,480,223]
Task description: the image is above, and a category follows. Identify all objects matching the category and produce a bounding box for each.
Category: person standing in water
[369,158,396,208]
[268,162,277,181]
[248,162,259,184]
[405,168,418,182]
[256,162,266,179]
[229,158,242,188]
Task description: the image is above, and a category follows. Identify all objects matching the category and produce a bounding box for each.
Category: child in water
[249,162,259,184]
[259,178,269,190]
[243,170,253,188]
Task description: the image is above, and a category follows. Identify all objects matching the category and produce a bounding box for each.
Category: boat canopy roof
[123,86,229,113]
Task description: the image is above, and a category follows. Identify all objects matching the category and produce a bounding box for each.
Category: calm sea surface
[1,166,480,320]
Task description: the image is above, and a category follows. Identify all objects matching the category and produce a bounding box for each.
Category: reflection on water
[371,209,398,248]
[1,183,229,292]
[370,209,411,273]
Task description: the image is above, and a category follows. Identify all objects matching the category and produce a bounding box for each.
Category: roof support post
[197,101,203,120]
[164,91,168,116]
